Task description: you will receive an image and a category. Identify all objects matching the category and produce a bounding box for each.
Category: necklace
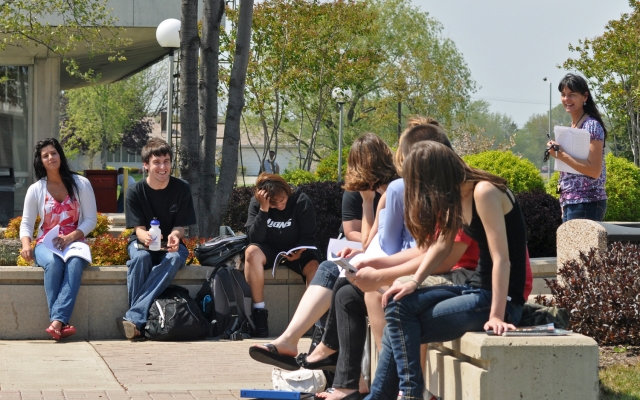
[48,181,64,196]
[571,112,587,128]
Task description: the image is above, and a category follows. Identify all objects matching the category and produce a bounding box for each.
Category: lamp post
[156,19,181,149]
[543,77,552,179]
[331,87,352,182]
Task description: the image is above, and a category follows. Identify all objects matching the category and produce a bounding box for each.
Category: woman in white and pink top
[20,138,97,340]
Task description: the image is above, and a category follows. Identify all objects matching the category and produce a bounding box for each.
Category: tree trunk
[198,0,225,237]
[212,0,255,232]
[179,0,201,236]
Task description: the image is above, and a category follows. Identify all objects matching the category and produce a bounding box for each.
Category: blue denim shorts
[309,260,340,289]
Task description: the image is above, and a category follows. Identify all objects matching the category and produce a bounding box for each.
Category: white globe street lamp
[331,87,352,182]
[156,19,181,148]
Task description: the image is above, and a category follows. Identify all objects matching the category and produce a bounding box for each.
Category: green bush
[545,154,640,222]
[281,168,318,185]
[463,150,544,194]
[545,171,560,199]
[315,148,349,182]
[603,153,640,221]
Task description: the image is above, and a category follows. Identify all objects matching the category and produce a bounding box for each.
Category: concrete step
[103,213,125,227]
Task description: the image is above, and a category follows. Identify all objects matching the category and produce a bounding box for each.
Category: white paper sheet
[553,125,591,175]
[326,238,363,261]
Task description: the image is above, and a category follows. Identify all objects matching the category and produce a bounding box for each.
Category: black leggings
[322,277,368,390]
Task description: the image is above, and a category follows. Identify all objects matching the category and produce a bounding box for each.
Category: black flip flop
[249,343,300,371]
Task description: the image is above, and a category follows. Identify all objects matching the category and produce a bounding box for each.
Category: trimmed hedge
[463,150,544,194]
[281,168,318,185]
[315,148,349,182]
[602,153,640,221]
[515,191,561,257]
[545,154,640,222]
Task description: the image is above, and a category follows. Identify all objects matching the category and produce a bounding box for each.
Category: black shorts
[250,242,323,280]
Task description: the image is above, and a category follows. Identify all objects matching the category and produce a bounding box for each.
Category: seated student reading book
[244,173,322,338]
[42,225,92,263]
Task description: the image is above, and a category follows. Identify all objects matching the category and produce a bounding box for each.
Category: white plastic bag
[272,368,327,393]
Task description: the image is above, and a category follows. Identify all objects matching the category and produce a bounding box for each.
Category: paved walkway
[0,338,311,399]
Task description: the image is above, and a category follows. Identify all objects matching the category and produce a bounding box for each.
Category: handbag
[272,368,327,393]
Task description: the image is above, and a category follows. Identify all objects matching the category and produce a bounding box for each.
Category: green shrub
[282,168,318,185]
[515,191,562,257]
[106,166,116,170]
[545,171,560,199]
[315,148,349,182]
[603,153,640,221]
[545,154,640,222]
[463,150,544,194]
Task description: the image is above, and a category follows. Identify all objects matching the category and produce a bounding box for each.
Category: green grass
[600,364,640,399]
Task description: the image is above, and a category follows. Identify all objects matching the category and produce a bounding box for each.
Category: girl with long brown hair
[365,141,527,400]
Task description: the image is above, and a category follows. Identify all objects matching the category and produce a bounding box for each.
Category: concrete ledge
[529,257,556,296]
[425,332,599,399]
[0,265,305,340]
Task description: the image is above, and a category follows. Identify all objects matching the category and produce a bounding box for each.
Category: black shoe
[252,308,269,338]
[296,351,338,371]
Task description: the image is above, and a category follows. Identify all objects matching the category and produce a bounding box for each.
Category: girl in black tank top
[368,141,529,399]
[383,141,527,334]
[464,186,527,305]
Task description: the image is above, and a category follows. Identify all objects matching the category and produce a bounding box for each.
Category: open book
[42,225,92,263]
[271,246,317,276]
[486,323,571,336]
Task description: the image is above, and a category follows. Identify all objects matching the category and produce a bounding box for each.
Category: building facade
[0,1,185,217]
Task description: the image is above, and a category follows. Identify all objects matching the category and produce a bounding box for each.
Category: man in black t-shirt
[117,138,197,340]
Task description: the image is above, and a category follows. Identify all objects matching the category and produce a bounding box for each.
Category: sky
[412,0,632,127]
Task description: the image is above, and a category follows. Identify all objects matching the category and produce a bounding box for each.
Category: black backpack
[195,265,255,340]
[194,234,249,267]
[145,285,210,341]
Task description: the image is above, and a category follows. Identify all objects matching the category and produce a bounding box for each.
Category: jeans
[310,260,340,328]
[125,241,189,329]
[366,285,523,400]
[563,200,607,222]
[34,244,89,324]
[322,277,368,390]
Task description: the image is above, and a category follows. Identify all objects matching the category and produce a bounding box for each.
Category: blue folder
[239,389,314,399]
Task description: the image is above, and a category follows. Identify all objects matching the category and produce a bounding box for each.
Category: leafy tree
[222,0,475,170]
[512,104,571,168]
[222,0,381,170]
[354,0,475,134]
[179,0,254,237]
[61,71,160,168]
[563,0,640,165]
[121,119,153,156]
[451,100,517,157]
[0,0,129,80]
